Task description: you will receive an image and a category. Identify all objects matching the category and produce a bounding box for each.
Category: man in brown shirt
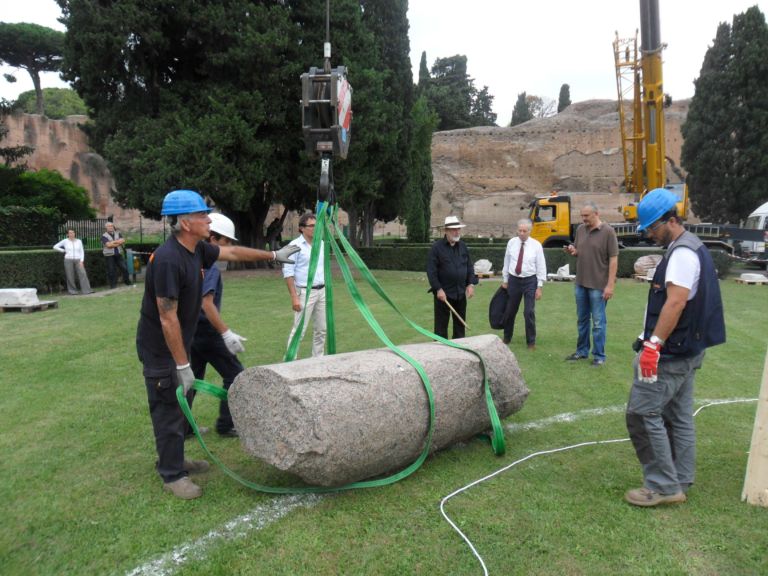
[564,202,618,366]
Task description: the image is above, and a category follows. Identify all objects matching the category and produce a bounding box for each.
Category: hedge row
[354,245,733,279]
[0,249,109,292]
[0,206,60,248]
[0,244,733,293]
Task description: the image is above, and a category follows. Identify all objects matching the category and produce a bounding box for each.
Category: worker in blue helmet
[624,188,725,508]
[137,189,300,500]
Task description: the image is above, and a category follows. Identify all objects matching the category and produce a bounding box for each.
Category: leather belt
[297,285,325,290]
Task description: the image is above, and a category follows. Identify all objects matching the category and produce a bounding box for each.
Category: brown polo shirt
[574,222,619,290]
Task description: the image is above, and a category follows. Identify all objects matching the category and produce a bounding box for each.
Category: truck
[528,0,763,253]
[527,191,753,252]
[740,201,768,269]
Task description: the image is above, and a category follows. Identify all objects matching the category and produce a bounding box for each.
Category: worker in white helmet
[189,212,246,440]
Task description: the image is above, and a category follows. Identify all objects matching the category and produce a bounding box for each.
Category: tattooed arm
[156,297,188,366]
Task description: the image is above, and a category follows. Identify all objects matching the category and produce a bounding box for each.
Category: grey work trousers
[63,259,92,294]
[626,350,705,495]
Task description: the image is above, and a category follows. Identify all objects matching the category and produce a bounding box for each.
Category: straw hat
[443,215,466,229]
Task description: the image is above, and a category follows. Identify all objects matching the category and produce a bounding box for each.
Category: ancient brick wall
[3,113,162,234]
[430,99,690,237]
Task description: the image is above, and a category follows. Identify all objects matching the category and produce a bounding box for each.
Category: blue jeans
[574,284,607,361]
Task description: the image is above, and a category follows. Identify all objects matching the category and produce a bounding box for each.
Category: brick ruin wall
[4,99,689,239]
[3,113,162,234]
[430,99,689,237]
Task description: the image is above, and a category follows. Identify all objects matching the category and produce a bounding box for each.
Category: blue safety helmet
[637,188,679,231]
[160,189,211,216]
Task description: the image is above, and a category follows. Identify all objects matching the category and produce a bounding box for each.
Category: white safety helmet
[208,212,238,241]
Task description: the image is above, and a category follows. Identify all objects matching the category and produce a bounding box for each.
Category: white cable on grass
[440,398,758,576]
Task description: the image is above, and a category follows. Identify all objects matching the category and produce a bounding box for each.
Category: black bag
[489,286,509,329]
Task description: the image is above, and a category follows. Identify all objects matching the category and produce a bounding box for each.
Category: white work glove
[274,244,300,264]
[176,363,196,394]
[222,329,247,355]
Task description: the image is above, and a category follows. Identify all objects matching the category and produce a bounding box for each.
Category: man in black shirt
[137,190,299,499]
[426,215,478,339]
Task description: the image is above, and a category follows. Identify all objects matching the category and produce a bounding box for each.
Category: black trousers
[433,295,467,339]
[190,322,244,433]
[145,371,188,483]
[105,254,131,288]
[503,275,537,345]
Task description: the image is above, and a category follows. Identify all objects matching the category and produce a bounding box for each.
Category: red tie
[514,242,525,276]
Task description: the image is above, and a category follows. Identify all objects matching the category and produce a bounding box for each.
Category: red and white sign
[337,77,352,132]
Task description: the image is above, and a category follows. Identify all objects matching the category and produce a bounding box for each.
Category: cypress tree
[557,83,571,113]
[681,7,768,222]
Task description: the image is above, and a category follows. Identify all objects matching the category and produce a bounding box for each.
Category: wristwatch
[650,335,665,346]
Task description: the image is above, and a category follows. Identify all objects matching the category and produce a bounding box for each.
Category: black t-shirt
[136,236,219,377]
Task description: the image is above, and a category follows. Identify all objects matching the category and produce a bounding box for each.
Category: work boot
[183,459,210,474]
[624,487,686,507]
[163,477,202,500]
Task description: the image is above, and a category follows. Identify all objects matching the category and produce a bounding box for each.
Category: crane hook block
[301,66,352,159]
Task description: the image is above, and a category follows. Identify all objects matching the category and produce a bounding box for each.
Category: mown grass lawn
[1,269,767,575]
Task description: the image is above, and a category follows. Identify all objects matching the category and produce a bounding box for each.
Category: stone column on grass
[229,334,529,486]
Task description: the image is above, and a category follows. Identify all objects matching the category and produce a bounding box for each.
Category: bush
[0,249,108,292]
[0,206,60,247]
[355,245,733,279]
[12,88,88,119]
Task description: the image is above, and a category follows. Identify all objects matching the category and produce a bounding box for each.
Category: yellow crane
[612,0,687,221]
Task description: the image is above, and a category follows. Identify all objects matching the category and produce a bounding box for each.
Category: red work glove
[638,340,662,383]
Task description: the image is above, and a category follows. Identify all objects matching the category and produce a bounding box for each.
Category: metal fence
[57,219,111,250]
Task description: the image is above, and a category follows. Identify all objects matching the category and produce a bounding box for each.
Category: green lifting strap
[179,203,504,493]
[326,212,505,456]
[178,375,434,493]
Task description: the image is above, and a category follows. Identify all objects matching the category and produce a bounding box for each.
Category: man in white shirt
[53,228,93,295]
[283,213,326,358]
[501,219,547,349]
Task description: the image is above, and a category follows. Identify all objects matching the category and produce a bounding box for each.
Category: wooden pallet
[0,300,59,313]
[735,278,768,285]
[633,274,652,282]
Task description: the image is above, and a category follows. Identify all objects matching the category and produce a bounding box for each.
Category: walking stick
[444,299,470,331]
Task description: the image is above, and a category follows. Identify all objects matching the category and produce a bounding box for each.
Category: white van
[742,201,768,267]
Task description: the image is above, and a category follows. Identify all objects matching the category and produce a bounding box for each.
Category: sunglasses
[646,218,668,233]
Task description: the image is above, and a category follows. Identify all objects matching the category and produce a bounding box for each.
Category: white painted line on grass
[505,397,757,433]
[126,494,323,576]
[505,405,625,432]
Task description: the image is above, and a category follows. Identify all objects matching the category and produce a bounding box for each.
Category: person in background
[563,202,618,366]
[501,218,547,350]
[101,222,132,289]
[136,189,299,500]
[283,213,326,358]
[53,229,93,295]
[266,217,283,252]
[624,188,725,507]
[426,215,478,339]
[189,213,244,439]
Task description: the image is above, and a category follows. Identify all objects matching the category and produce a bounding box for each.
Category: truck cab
[741,201,768,268]
[528,194,574,247]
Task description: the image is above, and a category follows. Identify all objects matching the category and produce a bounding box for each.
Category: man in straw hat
[426,215,478,339]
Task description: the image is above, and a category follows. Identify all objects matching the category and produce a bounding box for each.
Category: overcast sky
[2,0,767,126]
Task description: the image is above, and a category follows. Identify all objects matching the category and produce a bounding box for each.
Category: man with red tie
[501,219,547,349]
